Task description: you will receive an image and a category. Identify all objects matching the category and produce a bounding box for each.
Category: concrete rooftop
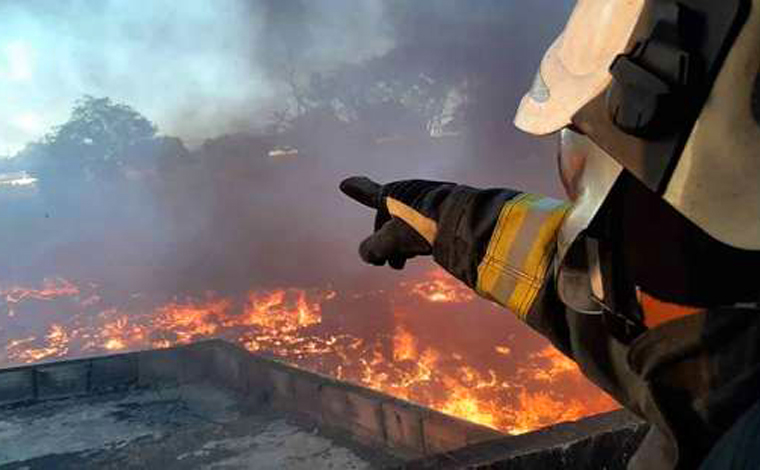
[0,382,392,469]
[0,340,646,469]
[0,340,503,469]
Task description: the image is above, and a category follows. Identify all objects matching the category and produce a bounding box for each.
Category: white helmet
[516,0,760,310]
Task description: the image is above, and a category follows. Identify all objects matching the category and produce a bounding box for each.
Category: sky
[0,0,575,290]
[0,0,394,156]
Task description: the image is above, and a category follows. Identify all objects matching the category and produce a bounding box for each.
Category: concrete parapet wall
[0,354,140,405]
[190,340,504,458]
[401,409,648,469]
[0,340,504,459]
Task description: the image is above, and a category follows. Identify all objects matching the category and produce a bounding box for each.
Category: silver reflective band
[556,129,623,261]
[554,129,623,314]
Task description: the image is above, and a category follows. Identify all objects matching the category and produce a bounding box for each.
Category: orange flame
[5,324,70,363]
[233,290,321,332]
[528,346,579,382]
[408,269,475,303]
[0,273,618,434]
[393,325,418,362]
[2,278,80,304]
[153,298,229,343]
[509,389,587,434]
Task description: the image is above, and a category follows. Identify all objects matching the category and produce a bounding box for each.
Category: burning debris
[0,0,618,454]
[3,277,79,305]
[405,269,475,303]
[0,268,617,435]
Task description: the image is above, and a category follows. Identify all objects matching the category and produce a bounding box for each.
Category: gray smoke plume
[0,0,394,153]
[0,0,573,294]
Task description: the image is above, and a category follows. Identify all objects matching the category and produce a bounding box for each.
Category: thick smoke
[0,1,572,296]
[0,0,393,153]
[1,4,624,429]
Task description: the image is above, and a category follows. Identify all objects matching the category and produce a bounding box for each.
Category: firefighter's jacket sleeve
[425,186,628,405]
[411,184,760,469]
[383,182,579,360]
[427,185,570,322]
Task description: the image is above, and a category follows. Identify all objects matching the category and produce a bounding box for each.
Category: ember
[0,269,618,434]
[2,278,80,317]
[406,269,475,303]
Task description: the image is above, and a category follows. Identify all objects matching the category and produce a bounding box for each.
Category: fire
[234,290,321,332]
[94,313,146,351]
[2,277,80,303]
[5,324,70,363]
[407,269,475,303]
[154,298,229,343]
[528,346,579,381]
[352,324,617,433]
[393,325,418,362]
[510,390,587,435]
[104,338,126,351]
[495,345,511,356]
[440,376,502,430]
[0,271,618,435]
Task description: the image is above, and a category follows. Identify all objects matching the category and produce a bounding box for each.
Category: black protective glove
[340,176,456,270]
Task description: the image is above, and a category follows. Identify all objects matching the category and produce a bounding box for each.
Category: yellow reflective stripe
[477,194,532,298]
[477,195,570,320]
[508,202,570,318]
[386,197,438,244]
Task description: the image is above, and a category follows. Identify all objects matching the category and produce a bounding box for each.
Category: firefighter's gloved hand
[340,176,456,270]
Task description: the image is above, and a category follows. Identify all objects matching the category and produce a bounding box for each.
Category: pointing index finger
[339,176,383,209]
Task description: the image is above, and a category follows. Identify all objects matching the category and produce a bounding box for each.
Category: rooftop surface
[0,340,503,469]
[0,382,392,469]
[0,340,646,469]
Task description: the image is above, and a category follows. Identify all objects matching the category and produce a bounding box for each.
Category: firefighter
[340,1,760,468]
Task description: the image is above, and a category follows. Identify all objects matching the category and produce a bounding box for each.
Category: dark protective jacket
[398,183,760,469]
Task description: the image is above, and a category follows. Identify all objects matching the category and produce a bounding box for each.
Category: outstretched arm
[340,176,573,351]
[429,184,569,321]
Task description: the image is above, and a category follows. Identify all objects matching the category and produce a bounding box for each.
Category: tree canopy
[23,96,159,181]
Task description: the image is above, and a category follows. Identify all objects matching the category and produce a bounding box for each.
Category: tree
[275,63,454,146]
[28,96,158,181]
